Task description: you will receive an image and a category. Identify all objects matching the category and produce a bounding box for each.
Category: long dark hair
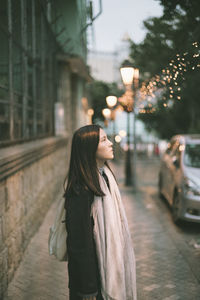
[64,124,111,197]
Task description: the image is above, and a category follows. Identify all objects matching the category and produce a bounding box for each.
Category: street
[115,156,200,300]
[4,156,200,300]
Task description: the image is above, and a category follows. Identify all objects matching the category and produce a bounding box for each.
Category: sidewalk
[4,194,69,300]
[4,157,200,299]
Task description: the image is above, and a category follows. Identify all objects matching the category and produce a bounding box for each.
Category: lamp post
[132,69,139,189]
[106,95,117,143]
[119,60,139,187]
[102,108,111,127]
[87,108,94,124]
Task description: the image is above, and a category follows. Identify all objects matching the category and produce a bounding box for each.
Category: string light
[138,41,199,115]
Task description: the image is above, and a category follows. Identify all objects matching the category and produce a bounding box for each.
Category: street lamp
[102,108,111,127]
[106,95,117,144]
[115,135,122,143]
[119,129,127,138]
[119,60,139,187]
[106,96,117,108]
[120,65,135,86]
[102,108,111,118]
[87,108,94,124]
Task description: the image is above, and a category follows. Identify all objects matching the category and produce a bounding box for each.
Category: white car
[159,135,200,224]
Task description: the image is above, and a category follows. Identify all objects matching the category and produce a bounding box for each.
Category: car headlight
[183,177,200,196]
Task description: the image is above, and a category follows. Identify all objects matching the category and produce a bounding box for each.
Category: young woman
[64,125,137,300]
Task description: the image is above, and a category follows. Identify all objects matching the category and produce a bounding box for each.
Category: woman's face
[96,128,114,166]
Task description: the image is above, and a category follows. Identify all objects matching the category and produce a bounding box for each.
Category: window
[0,0,59,146]
[184,143,200,168]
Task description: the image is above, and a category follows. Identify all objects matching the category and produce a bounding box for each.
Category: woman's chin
[110,153,114,160]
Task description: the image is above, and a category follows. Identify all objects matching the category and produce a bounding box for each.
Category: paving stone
[165,284,176,289]
[163,295,181,300]
[143,284,160,291]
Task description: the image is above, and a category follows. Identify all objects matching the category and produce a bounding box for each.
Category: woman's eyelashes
[101,137,107,142]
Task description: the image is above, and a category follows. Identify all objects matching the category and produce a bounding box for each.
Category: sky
[91,0,163,52]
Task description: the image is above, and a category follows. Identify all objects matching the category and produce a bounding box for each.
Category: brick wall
[0,137,70,298]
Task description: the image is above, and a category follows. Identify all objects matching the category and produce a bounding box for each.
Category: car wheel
[172,192,182,224]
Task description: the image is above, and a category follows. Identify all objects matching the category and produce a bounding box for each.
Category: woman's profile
[64,124,137,300]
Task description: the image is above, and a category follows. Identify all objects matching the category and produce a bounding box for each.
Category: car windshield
[183,143,200,168]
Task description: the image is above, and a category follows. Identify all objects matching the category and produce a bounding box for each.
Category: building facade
[0,0,93,297]
[87,34,131,84]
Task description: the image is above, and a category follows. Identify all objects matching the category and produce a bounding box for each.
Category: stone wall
[0,137,70,298]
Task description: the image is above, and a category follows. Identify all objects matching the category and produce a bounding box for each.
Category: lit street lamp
[106,96,117,108]
[106,95,117,143]
[115,135,122,143]
[119,129,127,138]
[87,108,94,124]
[102,108,111,118]
[119,60,139,187]
[102,108,111,127]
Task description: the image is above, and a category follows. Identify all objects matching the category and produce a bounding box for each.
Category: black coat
[64,186,100,297]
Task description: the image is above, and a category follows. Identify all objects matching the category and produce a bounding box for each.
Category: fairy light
[138,41,199,115]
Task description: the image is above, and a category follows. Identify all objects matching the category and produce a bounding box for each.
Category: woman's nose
[109,140,113,146]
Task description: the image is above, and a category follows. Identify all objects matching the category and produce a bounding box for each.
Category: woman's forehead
[99,128,107,138]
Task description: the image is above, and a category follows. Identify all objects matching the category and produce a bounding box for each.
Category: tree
[130,0,200,139]
[87,81,123,123]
